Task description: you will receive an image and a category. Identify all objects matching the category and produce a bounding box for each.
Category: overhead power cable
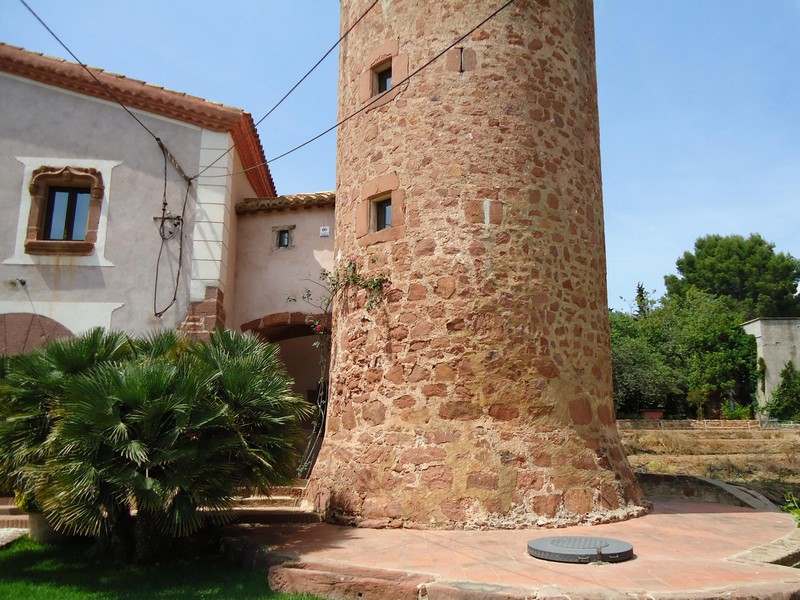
[19,0,194,319]
[192,0,381,181]
[201,0,516,179]
[19,0,192,184]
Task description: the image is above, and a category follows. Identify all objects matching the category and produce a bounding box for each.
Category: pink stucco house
[0,43,333,399]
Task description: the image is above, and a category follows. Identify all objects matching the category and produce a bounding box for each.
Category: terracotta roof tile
[236,191,335,214]
[0,43,276,197]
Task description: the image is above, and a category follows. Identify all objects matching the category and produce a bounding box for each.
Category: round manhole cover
[527,536,634,563]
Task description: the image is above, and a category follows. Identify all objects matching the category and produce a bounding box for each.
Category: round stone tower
[305,0,645,528]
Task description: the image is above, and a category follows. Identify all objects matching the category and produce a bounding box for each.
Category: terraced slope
[618,422,800,504]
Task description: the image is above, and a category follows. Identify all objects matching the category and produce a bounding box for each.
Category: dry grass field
[618,425,800,504]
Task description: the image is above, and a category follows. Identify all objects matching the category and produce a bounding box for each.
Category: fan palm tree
[0,329,132,501]
[1,328,311,562]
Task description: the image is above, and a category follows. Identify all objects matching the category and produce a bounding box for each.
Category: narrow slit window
[277,229,290,248]
[374,197,392,231]
[375,63,392,94]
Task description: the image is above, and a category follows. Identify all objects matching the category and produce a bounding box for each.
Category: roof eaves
[236,191,335,215]
[0,43,243,131]
[0,43,276,196]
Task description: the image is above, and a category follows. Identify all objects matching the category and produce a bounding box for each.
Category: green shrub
[783,493,800,527]
[722,402,752,420]
[0,328,311,562]
[764,362,800,422]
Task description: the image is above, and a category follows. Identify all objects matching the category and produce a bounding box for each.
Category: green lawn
[0,536,323,600]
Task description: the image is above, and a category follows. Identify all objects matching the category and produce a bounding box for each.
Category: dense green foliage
[664,234,800,319]
[611,287,756,418]
[784,494,800,527]
[0,329,311,562]
[610,311,683,414]
[764,362,800,422]
[0,536,323,599]
[611,233,800,417]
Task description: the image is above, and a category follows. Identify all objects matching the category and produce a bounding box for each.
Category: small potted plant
[640,404,665,420]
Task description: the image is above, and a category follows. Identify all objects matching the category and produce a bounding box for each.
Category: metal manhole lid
[527,536,634,563]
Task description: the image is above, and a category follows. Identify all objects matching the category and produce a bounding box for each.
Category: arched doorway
[0,313,74,356]
[241,311,328,476]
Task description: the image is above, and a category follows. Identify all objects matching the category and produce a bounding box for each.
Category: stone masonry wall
[306,0,645,528]
[178,286,225,342]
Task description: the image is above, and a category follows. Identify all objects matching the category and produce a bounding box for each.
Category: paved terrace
[222,499,800,600]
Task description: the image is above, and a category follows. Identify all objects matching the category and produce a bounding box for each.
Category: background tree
[664,234,800,319]
[647,288,756,417]
[764,362,800,422]
[609,310,684,415]
[610,287,756,418]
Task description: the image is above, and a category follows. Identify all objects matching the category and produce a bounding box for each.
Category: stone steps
[0,498,28,529]
[618,427,800,457]
[232,494,299,508]
[230,506,321,525]
[230,482,318,524]
[0,499,24,516]
[0,484,318,530]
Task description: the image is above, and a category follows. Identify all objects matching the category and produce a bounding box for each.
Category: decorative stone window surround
[272,224,296,250]
[24,165,104,256]
[355,172,405,246]
[358,39,409,110]
[5,157,120,267]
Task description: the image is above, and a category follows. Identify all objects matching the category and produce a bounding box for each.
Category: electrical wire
[153,180,192,318]
[200,0,516,178]
[18,0,191,184]
[192,0,380,181]
[19,0,194,319]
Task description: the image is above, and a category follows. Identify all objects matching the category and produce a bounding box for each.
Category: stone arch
[0,313,75,356]
[239,311,327,396]
[241,310,329,474]
[240,311,325,343]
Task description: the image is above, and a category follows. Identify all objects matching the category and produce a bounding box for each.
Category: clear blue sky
[1,1,797,311]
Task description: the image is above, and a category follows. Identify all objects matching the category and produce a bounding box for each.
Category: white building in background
[742,317,800,409]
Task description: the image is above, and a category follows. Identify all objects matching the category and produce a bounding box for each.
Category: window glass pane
[278,230,290,248]
[376,199,392,231]
[378,67,392,93]
[47,190,69,240]
[71,191,90,241]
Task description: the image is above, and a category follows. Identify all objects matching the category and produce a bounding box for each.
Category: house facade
[234,192,335,400]
[0,43,333,400]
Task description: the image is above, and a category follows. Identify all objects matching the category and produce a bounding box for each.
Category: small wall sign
[319,226,331,238]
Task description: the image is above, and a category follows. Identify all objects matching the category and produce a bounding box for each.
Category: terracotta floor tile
[225,499,800,599]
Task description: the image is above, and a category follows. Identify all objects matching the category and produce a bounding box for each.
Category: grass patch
[0,536,322,600]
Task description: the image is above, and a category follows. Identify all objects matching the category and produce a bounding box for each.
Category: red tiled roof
[236,191,335,214]
[0,43,276,197]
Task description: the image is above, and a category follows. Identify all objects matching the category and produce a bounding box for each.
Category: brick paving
[222,499,800,599]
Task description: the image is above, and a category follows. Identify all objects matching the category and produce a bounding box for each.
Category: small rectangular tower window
[277,229,290,248]
[358,40,408,110]
[374,62,392,95]
[355,173,405,246]
[373,196,392,231]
